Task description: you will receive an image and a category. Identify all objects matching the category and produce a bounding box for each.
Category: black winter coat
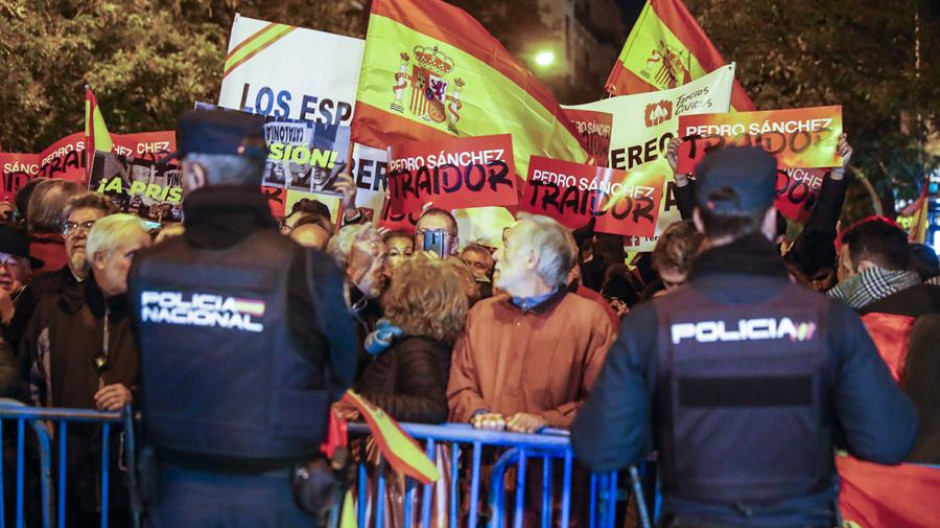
[356,336,451,424]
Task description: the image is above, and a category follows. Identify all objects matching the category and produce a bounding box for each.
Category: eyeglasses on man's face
[63,220,97,236]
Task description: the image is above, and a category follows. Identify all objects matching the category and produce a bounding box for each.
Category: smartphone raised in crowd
[422,229,452,257]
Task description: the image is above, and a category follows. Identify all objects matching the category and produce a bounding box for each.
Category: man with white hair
[447,214,616,433]
[328,224,388,377]
[22,213,151,526]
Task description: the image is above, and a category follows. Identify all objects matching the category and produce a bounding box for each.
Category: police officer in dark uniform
[128,110,358,527]
[571,146,918,528]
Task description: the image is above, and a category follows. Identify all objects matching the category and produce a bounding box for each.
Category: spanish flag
[84,86,115,178]
[897,180,930,244]
[351,0,587,177]
[342,391,439,485]
[606,0,755,112]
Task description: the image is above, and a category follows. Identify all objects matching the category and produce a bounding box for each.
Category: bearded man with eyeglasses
[4,193,115,352]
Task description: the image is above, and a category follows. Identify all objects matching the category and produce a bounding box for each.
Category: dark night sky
[616,0,644,30]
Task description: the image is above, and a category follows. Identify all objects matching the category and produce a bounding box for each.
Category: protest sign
[0,152,40,202]
[387,134,516,214]
[521,156,666,237]
[113,131,176,163]
[262,186,288,218]
[218,14,364,125]
[676,106,843,173]
[262,119,351,196]
[562,108,613,167]
[0,133,87,202]
[1,131,176,205]
[564,65,734,250]
[89,149,183,224]
[196,102,353,200]
[38,133,87,183]
[774,167,829,223]
[377,198,422,232]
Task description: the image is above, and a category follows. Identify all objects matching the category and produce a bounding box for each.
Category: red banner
[0,152,40,202]
[520,156,666,237]
[112,131,176,163]
[0,133,87,201]
[38,133,88,183]
[1,131,177,203]
[562,108,613,167]
[774,167,828,223]
[838,455,940,528]
[387,134,517,214]
[676,106,843,174]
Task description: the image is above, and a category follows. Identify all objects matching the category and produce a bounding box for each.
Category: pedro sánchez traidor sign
[520,156,666,238]
[386,134,517,213]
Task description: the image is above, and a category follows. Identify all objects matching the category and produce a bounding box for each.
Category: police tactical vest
[653,280,835,504]
[129,231,329,463]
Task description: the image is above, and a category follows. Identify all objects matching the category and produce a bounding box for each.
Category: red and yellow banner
[520,156,666,237]
[562,108,613,167]
[351,0,586,180]
[342,391,439,485]
[837,455,940,528]
[676,106,843,173]
[387,134,516,214]
[607,0,755,112]
[774,167,829,223]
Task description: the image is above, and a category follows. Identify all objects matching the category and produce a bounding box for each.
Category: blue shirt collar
[511,285,563,312]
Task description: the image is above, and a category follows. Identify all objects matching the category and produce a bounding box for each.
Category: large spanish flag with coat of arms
[351,0,587,177]
[607,0,755,112]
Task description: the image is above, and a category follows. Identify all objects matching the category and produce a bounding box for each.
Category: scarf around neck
[828,266,922,309]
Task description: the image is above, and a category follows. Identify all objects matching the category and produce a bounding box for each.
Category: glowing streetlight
[534,50,555,67]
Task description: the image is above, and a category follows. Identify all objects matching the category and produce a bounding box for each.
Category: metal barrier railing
[0,401,139,528]
[0,403,652,528]
[346,422,652,528]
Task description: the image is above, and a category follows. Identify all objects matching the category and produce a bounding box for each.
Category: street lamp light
[535,50,555,67]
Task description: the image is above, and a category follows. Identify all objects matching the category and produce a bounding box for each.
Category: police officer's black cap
[694,145,778,213]
[176,110,268,161]
[0,224,43,269]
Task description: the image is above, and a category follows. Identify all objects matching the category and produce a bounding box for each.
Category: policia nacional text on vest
[129,230,332,466]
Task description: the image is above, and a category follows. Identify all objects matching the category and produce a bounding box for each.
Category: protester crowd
[0,129,936,526]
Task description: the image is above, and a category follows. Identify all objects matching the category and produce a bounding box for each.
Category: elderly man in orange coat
[447,214,615,433]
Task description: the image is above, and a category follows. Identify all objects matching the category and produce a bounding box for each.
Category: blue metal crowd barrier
[0,400,139,528]
[0,402,651,528]
[346,422,652,528]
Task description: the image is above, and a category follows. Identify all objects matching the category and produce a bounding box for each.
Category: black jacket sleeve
[288,249,359,399]
[4,283,36,355]
[571,304,656,472]
[829,301,919,464]
[802,173,847,240]
[674,179,696,221]
[0,336,23,401]
[359,339,449,424]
